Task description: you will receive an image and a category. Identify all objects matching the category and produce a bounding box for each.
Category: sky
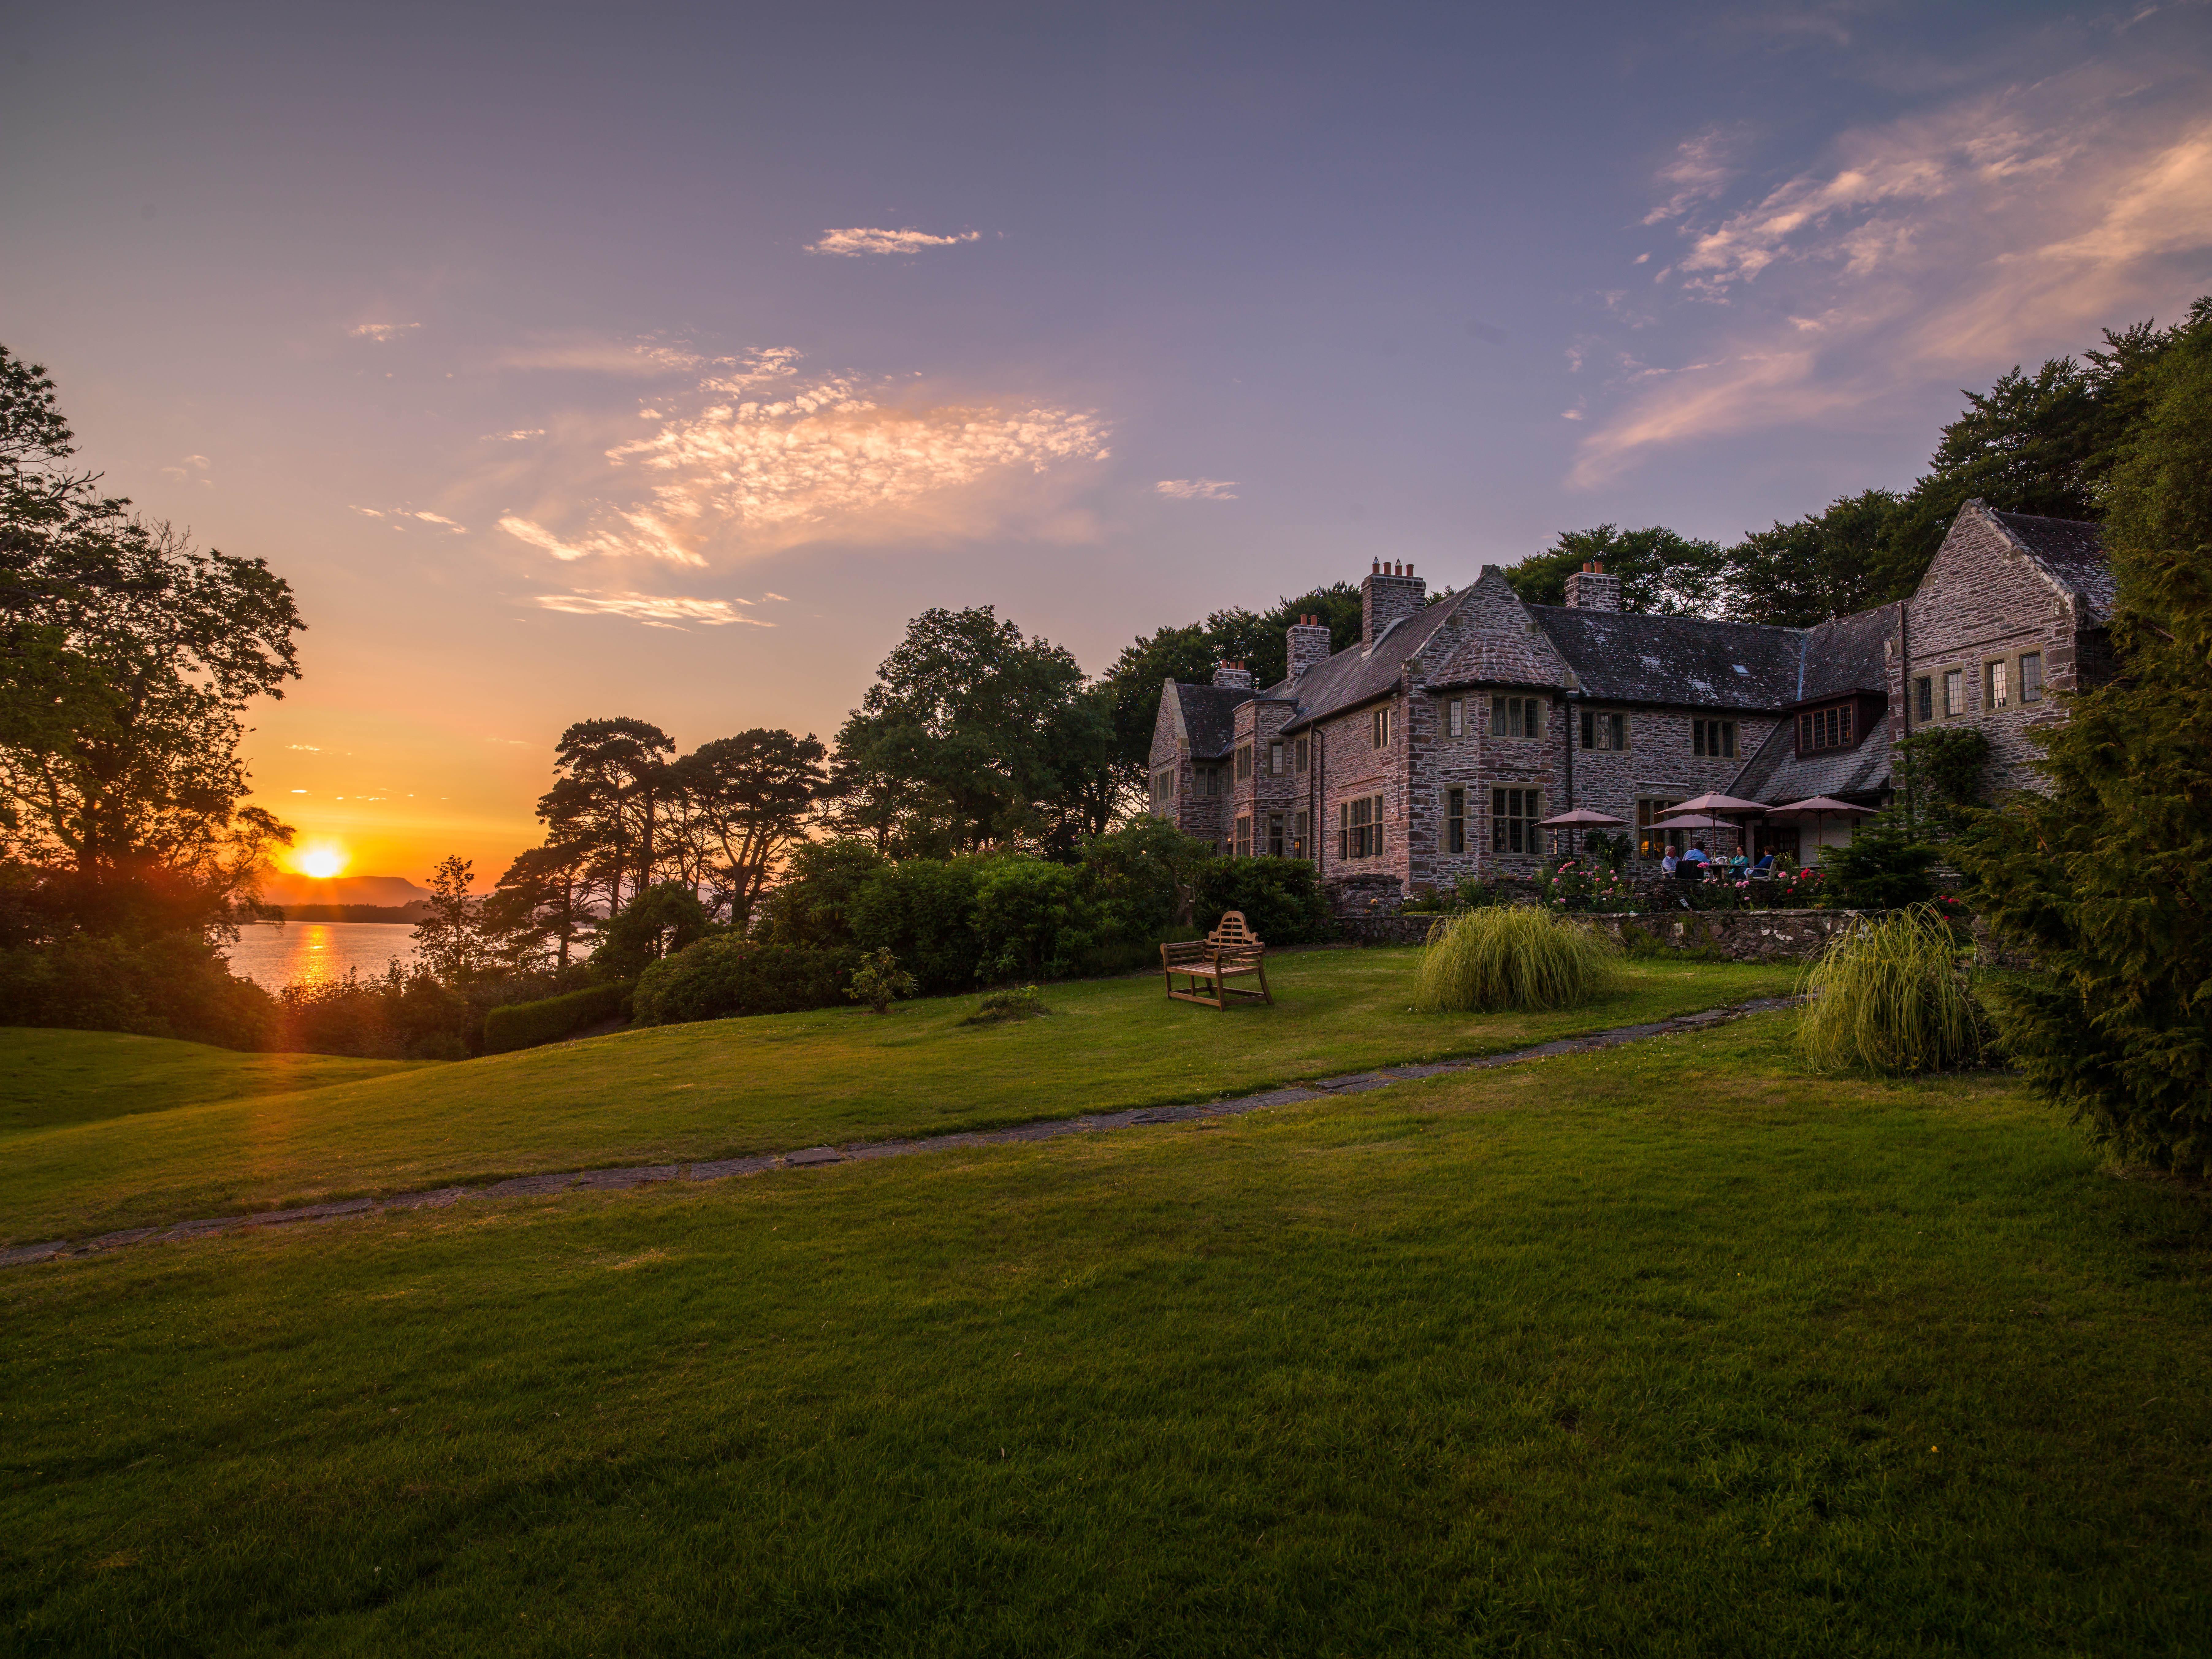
[4,0,2209,883]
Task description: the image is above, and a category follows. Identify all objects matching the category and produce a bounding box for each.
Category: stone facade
[1893,503,2115,795]
[1151,500,2111,909]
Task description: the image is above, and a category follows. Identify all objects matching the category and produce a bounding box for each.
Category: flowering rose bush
[1537,859,1641,913]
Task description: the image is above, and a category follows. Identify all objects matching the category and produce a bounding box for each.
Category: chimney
[1361,560,1425,645]
[1285,612,1332,679]
[1212,659,1254,692]
[1563,559,1621,612]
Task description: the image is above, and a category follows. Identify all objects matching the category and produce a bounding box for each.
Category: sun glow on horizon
[295,843,350,880]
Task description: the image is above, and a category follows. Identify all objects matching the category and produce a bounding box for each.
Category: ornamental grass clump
[1412,905,1623,1014]
[1798,905,1987,1076]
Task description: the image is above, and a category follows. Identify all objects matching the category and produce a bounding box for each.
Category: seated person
[1727,849,1749,876]
[1750,849,1775,877]
[1660,848,1678,878]
[1681,843,1709,882]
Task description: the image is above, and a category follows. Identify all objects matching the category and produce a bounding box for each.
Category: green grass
[0,950,1797,1244]
[0,1029,423,1136]
[2,1013,2206,1655]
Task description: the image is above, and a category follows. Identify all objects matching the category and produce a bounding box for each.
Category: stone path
[1,998,1796,1270]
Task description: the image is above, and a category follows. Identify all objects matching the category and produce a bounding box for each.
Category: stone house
[1147,500,2111,899]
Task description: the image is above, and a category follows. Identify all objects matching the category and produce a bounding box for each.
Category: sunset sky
[5,1,2209,883]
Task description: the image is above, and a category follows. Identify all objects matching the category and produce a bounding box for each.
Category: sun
[296,844,349,880]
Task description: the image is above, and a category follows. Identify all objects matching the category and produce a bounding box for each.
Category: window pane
[1944,670,1964,716]
[2020,653,2042,703]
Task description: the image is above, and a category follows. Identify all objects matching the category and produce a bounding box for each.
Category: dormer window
[1798,704,1854,753]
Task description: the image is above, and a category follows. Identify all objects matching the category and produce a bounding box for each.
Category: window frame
[1636,797,1684,861]
[1943,668,1965,719]
[1295,736,1310,773]
[1371,704,1394,750]
[1984,657,2010,712]
[1291,810,1308,860]
[1268,740,1285,776]
[1913,676,1933,723]
[1446,786,1466,855]
[1235,743,1253,781]
[1490,787,1543,855]
[1491,695,1543,739]
[1578,709,1628,752]
[1693,718,1737,759]
[1234,814,1252,858]
[1337,793,1386,860]
[1446,698,1464,738]
[2019,651,2044,705]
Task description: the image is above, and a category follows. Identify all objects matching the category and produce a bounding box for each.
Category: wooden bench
[1161,910,1274,1010]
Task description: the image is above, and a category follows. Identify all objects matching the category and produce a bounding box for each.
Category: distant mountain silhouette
[257,873,435,908]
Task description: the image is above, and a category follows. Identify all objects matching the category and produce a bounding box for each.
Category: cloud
[807,227,982,257]
[1573,45,2212,484]
[353,505,467,532]
[482,429,546,442]
[350,322,419,341]
[497,336,710,374]
[532,592,777,629]
[287,744,321,751]
[1154,478,1239,501]
[1643,128,1740,225]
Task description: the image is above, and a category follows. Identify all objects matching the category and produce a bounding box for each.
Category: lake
[226,922,418,991]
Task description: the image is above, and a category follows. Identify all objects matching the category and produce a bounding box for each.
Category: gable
[1419,569,1570,689]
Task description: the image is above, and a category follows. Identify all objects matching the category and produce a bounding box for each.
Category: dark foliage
[1191,857,1333,944]
[1502,525,1724,614]
[1965,298,2212,1174]
[271,963,481,1060]
[631,937,856,1026]
[481,982,633,1055]
[846,856,983,995]
[0,929,274,1048]
[590,881,710,982]
[1817,810,1939,911]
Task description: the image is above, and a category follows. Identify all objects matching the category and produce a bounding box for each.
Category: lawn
[0,949,1799,1245]
[2,1013,2206,1655]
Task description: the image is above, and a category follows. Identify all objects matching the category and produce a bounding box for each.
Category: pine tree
[1964,301,2212,1174]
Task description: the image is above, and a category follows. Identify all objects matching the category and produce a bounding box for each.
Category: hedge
[631,939,856,1026]
[481,982,634,1054]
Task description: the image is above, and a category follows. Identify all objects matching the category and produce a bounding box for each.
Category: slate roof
[1795,603,1898,704]
[1171,682,1251,759]
[1528,606,1805,709]
[1263,589,1471,729]
[1730,719,1891,806]
[1987,508,2113,623]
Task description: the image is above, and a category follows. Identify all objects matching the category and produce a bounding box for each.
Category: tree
[1724,489,1905,626]
[591,879,709,982]
[412,855,491,984]
[1096,583,1364,795]
[671,729,827,927]
[1965,299,2212,1174]
[827,606,1117,858]
[1817,810,1938,911]
[535,718,675,915]
[1503,525,1725,614]
[0,343,304,941]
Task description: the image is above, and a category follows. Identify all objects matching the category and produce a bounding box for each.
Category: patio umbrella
[1538,806,1628,858]
[1657,791,1766,858]
[1762,795,1876,866]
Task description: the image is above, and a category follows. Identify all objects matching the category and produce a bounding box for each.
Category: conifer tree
[1964,300,2212,1174]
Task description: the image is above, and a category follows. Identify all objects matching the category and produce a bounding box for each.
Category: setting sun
[296,844,349,880]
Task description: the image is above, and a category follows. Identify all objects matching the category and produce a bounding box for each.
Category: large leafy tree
[669,728,827,927]
[1965,298,2212,1174]
[1097,582,1364,791]
[828,605,1117,858]
[0,344,303,938]
[534,717,676,917]
[1503,525,1725,614]
[1725,489,1906,626]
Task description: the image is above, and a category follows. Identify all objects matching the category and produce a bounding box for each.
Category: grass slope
[2,1015,2206,1655]
[0,951,1797,1244]
[0,1030,423,1135]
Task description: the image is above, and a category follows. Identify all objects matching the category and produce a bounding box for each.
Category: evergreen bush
[1798,906,1987,1076]
[1818,810,1939,910]
[481,982,633,1054]
[848,857,983,993]
[971,857,1098,982]
[1192,857,1333,944]
[631,938,855,1026]
[1965,298,2212,1173]
[1412,906,1622,1013]
[0,930,275,1049]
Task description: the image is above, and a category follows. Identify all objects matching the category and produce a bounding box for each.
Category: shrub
[0,930,276,1049]
[846,948,918,1014]
[958,985,1050,1026]
[482,982,633,1054]
[1758,865,1829,909]
[849,857,983,993]
[1412,906,1623,1013]
[273,963,478,1059]
[1079,819,1209,940]
[971,856,1098,982]
[1536,858,1640,913]
[1797,906,1988,1075]
[1819,810,1939,910]
[754,840,887,950]
[1400,876,1504,915]
[1192,856,1333,944]
[590,882,710,982]
[631,937,854,1025]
